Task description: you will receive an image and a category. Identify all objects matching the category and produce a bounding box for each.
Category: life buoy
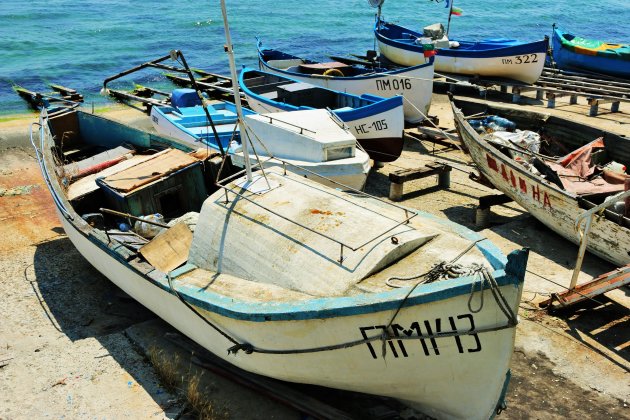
[323,68,344,77]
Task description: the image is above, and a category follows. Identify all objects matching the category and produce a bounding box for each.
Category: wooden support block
[475,194,513,228]
[536,90,544,100]
[479,194,513,209]
[511,88,521,103]
[389,182,403,201]
[570,94,578,105]
[611,101,620,113]
[475,207,491,229]
[587,97,603,117]
[388,163,451,201]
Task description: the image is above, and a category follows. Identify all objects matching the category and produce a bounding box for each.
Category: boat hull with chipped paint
[451,98,630,267]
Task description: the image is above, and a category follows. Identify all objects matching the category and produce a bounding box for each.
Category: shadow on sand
[31,236,174,408]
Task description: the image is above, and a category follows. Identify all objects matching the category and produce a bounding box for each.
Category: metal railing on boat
[541,190,630,309]
[215,156,417,265]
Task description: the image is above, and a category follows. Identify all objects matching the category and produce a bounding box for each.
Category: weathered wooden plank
[139,222,193,273]
[540,264,630,309]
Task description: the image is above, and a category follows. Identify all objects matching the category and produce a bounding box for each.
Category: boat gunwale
[450,99,579,202]
[239,68,404,122]
[38,108,524,323]
[375,20,549,58]
[257,39,435,81]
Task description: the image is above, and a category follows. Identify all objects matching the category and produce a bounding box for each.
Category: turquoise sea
[1,0,628,115]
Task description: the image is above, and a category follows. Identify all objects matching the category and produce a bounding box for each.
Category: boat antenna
[446,0,455,37]
[220,0,253,182]
[171,50,226,156]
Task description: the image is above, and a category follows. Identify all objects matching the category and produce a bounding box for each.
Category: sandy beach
[0,93,628,419]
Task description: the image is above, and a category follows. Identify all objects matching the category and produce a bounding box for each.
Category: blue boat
[551,26,630,79]
[375,20,548,84]
[239,68,405,162]
[149,89,256,153]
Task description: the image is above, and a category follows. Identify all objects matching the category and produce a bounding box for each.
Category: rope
[402,96,464,152]
[385,238,484,288]
[164,236,518,357]
[166,273,241,348]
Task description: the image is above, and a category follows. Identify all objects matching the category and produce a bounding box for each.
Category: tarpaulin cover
[171,89,201,108]
[548,137,630,195]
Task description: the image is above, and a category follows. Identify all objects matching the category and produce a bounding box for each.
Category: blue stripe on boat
[375,20,548,59]
[149,211,521,323]
[239,68,401,123]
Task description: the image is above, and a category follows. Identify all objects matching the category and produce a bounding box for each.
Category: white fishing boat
[150,88,370,190]
[32,104,527,418]
[30,3,529,419]
[370,0,547,85]
[257,40,434,124]
[239,68,404,163]
[451,97,630,269]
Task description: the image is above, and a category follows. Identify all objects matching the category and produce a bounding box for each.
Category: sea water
[1,0,628,115]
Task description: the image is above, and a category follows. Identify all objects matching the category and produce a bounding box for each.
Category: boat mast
[219,0,253,182]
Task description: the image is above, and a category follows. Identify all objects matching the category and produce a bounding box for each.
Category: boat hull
[55,207,521,420]
[243,90,404,163]
[451,100,630,267]
[375,22,547,84]
[551,28,630,78]
[259,53,434,124]
[230,151,371,191]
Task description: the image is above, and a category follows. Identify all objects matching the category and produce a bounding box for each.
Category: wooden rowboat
[257,40,435,124]
[32,105,527,419]
[451,97,630,267]
[551,26,630,79]
[239,68,405,163]
[375,20,548,84]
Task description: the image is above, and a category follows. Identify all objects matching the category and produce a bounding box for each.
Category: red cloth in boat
[548,137,630,195]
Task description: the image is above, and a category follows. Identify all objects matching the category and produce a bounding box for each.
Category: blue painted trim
[155,210,518,322]
[239,68,401,123]
[375,21,547,59]
[492,370,512,419]
[334,95,402,121]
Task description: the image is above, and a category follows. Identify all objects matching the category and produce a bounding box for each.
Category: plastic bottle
[483,116,516,131]
[468,119,486,133]
[603,161,627,174]
[134,213,165,238]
